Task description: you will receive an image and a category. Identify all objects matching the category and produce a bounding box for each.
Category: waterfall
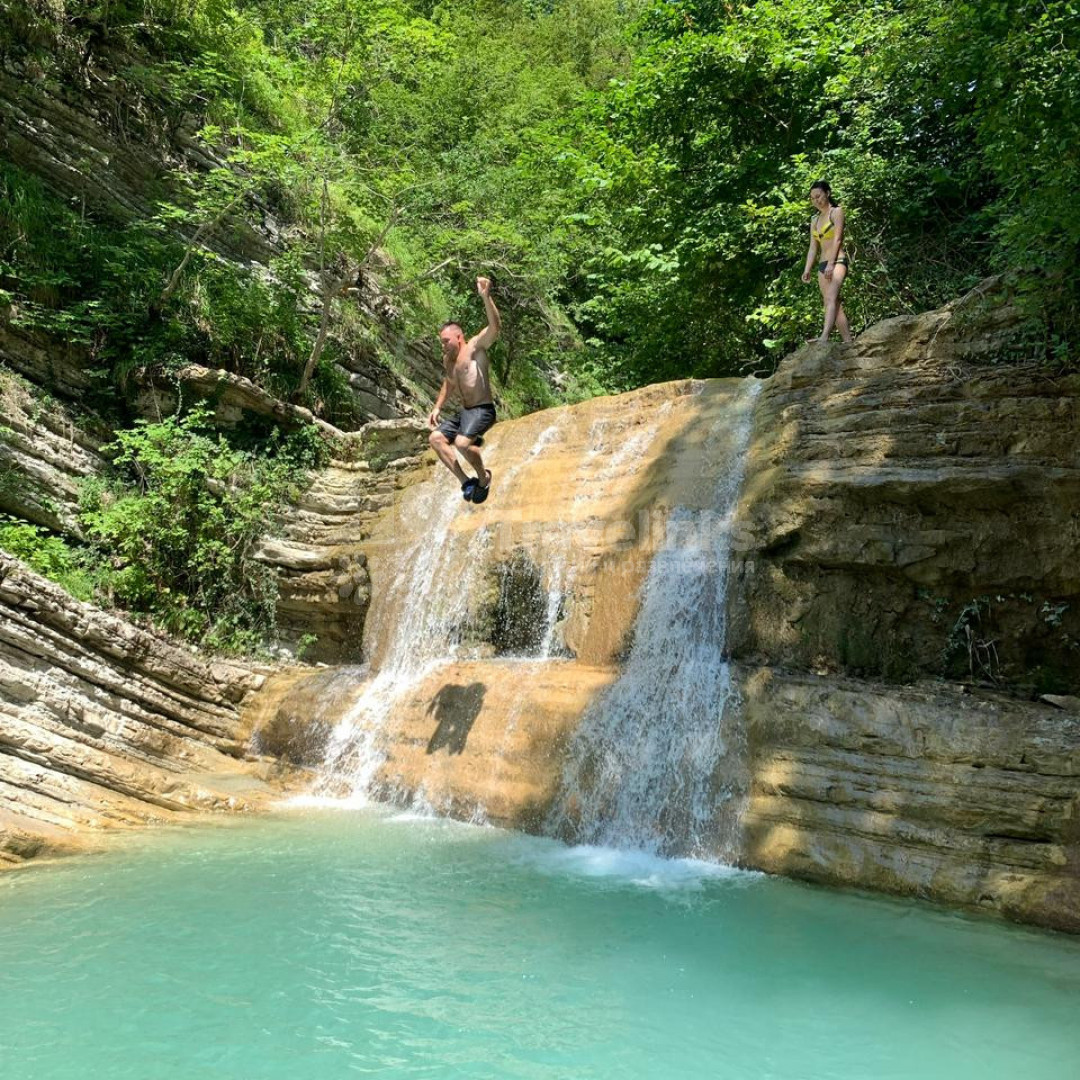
[536,402,675,658]
[544,380,761,858]
[307,378,762,856]
[317,423,564,798]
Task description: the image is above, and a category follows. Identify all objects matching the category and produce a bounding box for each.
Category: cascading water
[317,475,480,797]
[536,404,677,658]
[318,424,564,799]
[310,378,762,855]
[544,380,761,858]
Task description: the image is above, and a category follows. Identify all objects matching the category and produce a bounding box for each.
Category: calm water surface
[1,807,1077,1079]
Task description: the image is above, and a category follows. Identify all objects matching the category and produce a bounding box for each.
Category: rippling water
[1,810,1077,1079]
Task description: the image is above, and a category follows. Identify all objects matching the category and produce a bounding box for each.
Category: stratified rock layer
[0,553,283,865]
[4,281,1079,934]
[0,359,107,533]
[739,668,1080,933]
[253,420,432,661]
[730,286,1080,690]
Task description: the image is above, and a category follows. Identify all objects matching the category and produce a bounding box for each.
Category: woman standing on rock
[801,180,854,344]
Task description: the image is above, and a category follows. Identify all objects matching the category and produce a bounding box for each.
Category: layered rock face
[254,421,431,661]
[0,553,283,865]
[739,669,1079,933]
[0,322,97,402]
[0,362,107,533]
[729,288,1080,692]
[0,352,432,660]
[3,271,1078,934]
[358,379,748,671]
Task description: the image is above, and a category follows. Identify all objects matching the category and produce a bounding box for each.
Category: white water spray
[544,380,761,858]
[318,425,564,799]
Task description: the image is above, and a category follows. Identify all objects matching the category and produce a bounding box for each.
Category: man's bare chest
[451,350,485,385]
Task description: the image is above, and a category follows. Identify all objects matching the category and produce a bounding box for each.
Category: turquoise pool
[1,808,1077,1079]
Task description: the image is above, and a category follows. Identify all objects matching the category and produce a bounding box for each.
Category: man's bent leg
[455,435,484,480]
[430,430,470,484]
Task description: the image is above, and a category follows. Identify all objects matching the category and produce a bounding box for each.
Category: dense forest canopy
[2,0,1078,400]
[1,0,1078,651]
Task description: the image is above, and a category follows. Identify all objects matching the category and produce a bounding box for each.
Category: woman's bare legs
[816,263,854,342]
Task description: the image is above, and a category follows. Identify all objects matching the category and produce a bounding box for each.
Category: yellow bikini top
[812,209,836,243]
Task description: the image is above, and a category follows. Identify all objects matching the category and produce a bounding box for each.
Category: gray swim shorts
[437,403,497,444]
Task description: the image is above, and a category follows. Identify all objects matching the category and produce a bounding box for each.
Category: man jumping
[428,276,500,504]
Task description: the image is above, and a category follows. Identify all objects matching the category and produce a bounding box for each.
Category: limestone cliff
[737,669,1079,934]
[250,291,1079,931]
[0,552,289,865]
[0,354,433,658]
[0,361,107,534]
[2,283,1078,937]
[0,31,453,666]
[730,285,1080,692]
[254,420,431,660]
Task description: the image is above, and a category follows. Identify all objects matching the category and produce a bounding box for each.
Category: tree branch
[157,190,246,307]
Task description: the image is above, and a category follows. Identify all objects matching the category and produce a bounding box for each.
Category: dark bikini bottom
[818,257,850,274]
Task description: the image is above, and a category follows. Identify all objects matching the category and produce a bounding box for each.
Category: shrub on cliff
[77,409,326,653]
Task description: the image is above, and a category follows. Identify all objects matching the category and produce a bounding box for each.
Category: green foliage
[0,164,321,400]
[559,0,1080,384]
[5,0,1080,410]
[1,0,647,416]
[78,409,324,653]
[0,517,98,600]
[891,0,1080,347]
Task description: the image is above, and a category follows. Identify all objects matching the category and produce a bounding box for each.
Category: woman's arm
[801,223,818,283]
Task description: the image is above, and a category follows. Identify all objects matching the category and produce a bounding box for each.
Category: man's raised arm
[473,276,501,348]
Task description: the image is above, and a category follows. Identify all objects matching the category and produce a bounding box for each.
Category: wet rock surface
[3,278,1079,932]
[248,314,1079,930]
[257,657,1079,931]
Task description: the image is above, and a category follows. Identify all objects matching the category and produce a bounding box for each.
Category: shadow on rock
[426,682,487,755]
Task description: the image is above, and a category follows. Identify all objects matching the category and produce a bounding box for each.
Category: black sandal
[471,470,492,504]
[461,477,479,501]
